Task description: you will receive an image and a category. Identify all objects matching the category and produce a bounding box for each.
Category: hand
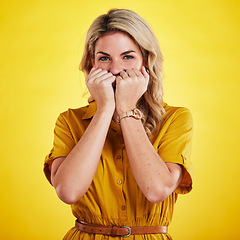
[115,66,149,115]
[85,68,116,111]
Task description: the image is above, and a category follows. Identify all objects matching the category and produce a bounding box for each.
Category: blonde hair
[80,9,166,136]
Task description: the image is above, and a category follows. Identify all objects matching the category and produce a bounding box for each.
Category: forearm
[52,106,114,204]
[120,117,182,203]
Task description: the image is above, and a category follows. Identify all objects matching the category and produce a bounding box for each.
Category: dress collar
[82,100,97,120]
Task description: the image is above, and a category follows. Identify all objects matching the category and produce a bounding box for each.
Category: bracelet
[116,108,142,125]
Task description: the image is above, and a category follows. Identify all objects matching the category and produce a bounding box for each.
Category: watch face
[133,108,142,119]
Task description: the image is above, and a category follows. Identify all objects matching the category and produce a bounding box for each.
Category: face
[92,31,144,75]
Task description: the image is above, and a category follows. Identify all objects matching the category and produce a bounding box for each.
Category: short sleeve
[157,107,193,194]
[44,113,76,184]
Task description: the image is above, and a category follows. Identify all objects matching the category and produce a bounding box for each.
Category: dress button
[116,155,121,160]
[121,205,126,210]
[117,179,123,185]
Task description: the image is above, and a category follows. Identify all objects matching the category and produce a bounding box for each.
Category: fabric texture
[44,101,193,240]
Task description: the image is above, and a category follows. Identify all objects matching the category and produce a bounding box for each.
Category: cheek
[126,60,143,70]
[91,57,103,69]
[91,61,97,68]
[91,57,102,69]
[92,61,100,69]
[93,62,109,71]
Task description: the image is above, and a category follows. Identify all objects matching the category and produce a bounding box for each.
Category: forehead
[94,31,140,53]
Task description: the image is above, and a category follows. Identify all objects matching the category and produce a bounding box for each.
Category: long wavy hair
[80,9,166,136]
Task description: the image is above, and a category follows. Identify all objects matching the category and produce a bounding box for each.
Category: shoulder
[59,101,97,122]
[163,102,193,127]
[60,105,89,119]
[55,104,91,130]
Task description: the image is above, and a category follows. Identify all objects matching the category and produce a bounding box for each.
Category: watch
[116,108,142,125]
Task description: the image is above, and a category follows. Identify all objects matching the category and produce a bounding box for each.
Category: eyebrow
[96,50,136,56]
[120,50,136,56]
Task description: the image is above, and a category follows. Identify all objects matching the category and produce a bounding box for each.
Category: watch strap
[116,108,142,124]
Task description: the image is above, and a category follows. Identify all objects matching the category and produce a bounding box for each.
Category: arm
[115,67,183,203]
[120,117,183,203]
[51,68,116,204]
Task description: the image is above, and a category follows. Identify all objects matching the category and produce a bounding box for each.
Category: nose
[108,60,124,76]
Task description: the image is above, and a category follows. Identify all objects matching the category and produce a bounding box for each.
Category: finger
[89,67,96,75]
[87,69,109,83]
[141,67,150,90]
[126,68,142,78]
[141,66,149,79]
[109,76,117,87]
[90,68,106,78]
[86,68,102,83]
[132,68,143,78]
[96,72,115,83]
[88,68,102,77]
[116,75,123,83]
[120,71,128,79]
[125,69,135,78]
[99,75,116,92]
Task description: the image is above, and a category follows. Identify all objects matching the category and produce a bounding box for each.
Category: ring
[121,71,128,78]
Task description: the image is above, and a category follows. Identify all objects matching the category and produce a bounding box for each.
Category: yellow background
[1,0,239,239]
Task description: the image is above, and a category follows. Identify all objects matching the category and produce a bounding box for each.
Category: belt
[75,220,168,237]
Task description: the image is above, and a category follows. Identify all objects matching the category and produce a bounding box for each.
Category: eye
[123,55,134,60]
[99,56,110,61]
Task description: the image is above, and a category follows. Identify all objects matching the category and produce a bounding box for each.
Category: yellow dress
[44,101,193,240]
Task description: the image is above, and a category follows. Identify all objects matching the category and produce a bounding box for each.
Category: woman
[44,8,193,240]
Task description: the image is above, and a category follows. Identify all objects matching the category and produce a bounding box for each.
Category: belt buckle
[120,226,131,237]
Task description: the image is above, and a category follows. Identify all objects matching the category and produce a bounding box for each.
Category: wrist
[116,108,142,125]
[116,104,136,116]
[96,103,115,117]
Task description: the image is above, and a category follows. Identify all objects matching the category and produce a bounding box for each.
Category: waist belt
[75,220,168,237]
